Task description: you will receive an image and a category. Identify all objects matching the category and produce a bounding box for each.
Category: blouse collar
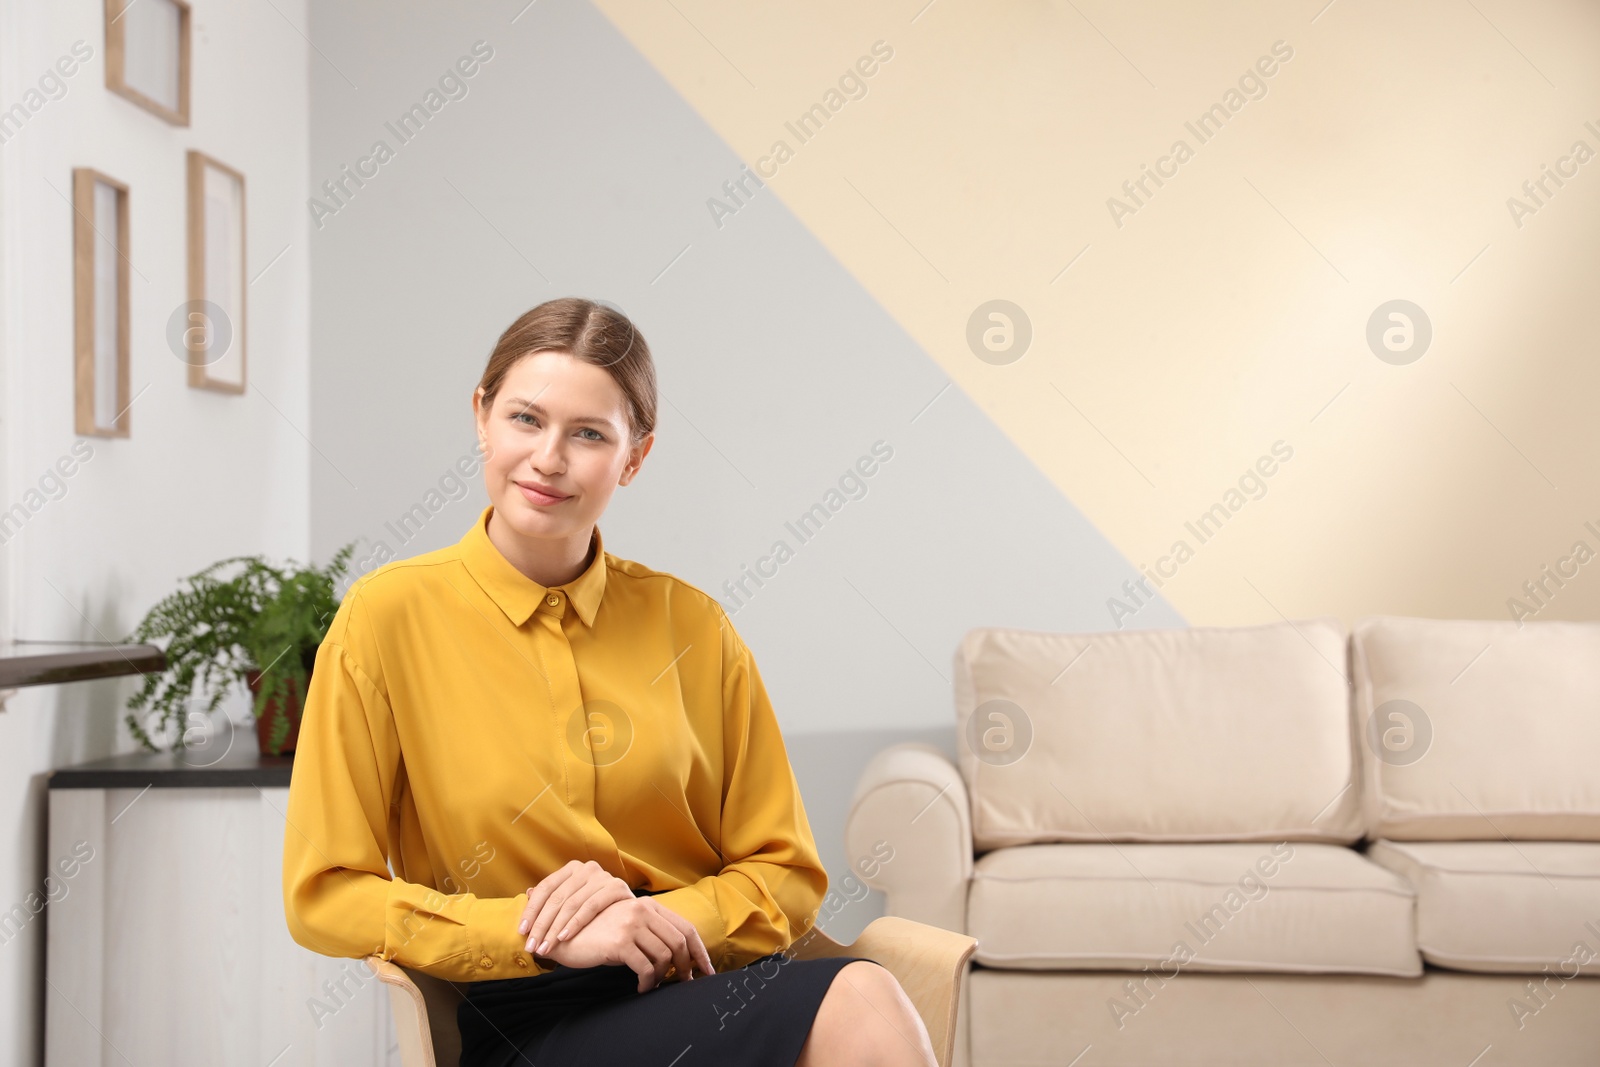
[459,504,607,628]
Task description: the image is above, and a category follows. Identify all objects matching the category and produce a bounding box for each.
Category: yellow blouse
[281,504,829,982]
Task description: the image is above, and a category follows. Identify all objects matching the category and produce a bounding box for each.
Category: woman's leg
[796,960,938,1067]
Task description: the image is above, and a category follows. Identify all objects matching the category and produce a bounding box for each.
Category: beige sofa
[846,616,1600,1066]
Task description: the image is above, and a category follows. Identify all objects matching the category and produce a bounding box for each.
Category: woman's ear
[618,432,654,486]
[472,387,491,447]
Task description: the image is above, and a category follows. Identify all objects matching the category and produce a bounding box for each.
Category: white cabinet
[46,752,400,1066]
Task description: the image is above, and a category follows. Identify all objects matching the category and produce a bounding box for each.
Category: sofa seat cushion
[968,842,1421,976]
[1367,840,1600,974]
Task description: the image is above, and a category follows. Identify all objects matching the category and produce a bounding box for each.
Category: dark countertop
[49,745,293,789]
[0,640,165,689]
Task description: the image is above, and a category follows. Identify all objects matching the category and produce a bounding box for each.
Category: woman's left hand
[518,859,635,956]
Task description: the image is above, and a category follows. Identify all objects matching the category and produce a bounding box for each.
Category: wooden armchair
[364,914,978,1067]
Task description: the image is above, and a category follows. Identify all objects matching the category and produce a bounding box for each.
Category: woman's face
[473,349,652,545]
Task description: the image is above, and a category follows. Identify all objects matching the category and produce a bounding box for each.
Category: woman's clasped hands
[516,859,716,993]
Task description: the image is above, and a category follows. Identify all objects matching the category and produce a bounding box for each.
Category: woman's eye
[508,413,602,441]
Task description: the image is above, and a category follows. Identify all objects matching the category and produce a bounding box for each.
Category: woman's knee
[836,960,908,1010]
[811,961,928,1058]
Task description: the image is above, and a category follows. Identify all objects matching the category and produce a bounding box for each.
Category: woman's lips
[516,481,570,506]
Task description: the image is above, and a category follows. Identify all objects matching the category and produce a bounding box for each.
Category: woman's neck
[485,509,595,589]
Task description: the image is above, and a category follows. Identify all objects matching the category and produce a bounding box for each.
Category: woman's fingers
[522,882,574,954]
[525,862,635,953]
[646,898,715,977]
[680,915,714,978]
[522,860,599,952]
[627,924,675,994]
[516,867,714,983]
[619,941,657,994]
[552,878,632,945]
[645,908,696,984]
[518,863,576,938]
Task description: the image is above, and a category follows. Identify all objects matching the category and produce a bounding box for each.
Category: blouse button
[479,955,493,970]
[546,593,561,607]
[514,954,529,968]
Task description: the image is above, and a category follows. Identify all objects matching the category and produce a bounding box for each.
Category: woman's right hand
[540,895,715,992]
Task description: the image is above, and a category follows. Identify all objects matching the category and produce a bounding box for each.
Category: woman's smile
[515,479,572,506]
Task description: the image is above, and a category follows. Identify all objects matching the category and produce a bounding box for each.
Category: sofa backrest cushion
[1352,616,1600,840]
[953,619,1363,849]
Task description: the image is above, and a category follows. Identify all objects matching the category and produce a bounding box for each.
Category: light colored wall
[0,0,310,1060]
[595,0,1600,628]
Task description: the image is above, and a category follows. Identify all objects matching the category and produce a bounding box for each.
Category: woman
[282,298,938,1066]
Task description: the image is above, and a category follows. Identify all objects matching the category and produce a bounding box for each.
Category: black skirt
[458,890,873,1067]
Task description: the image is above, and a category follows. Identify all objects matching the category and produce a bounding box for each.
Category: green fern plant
[123,544,355,754]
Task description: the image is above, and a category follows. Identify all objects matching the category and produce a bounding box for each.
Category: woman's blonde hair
[478,297,657,444]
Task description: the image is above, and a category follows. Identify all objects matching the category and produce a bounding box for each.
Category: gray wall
[307,0,1180,940]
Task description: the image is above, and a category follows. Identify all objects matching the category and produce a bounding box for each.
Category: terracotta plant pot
[246,667,305,757]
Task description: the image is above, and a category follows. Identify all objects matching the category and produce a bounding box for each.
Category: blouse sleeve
[649,613,830,972]
[280,587,541,981]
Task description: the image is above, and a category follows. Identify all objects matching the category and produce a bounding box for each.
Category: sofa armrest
[845,742,973,933]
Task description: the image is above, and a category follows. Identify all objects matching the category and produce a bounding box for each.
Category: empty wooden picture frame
[73,169,131,438]
[185,150,247,392]
[104,0,191,125]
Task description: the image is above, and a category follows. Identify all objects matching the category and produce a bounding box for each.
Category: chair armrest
[365,956,438,1067]
[366,955,464,1067]
[789,915,978,1067]
[845,742,973,933]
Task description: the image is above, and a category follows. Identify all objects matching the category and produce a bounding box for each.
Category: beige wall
[594,0,1600,626]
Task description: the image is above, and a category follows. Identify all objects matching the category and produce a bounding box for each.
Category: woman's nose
[528,433,565,475]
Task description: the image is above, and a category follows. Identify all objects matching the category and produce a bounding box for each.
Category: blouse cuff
[465,891,550,979]
[380,882,547,981]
